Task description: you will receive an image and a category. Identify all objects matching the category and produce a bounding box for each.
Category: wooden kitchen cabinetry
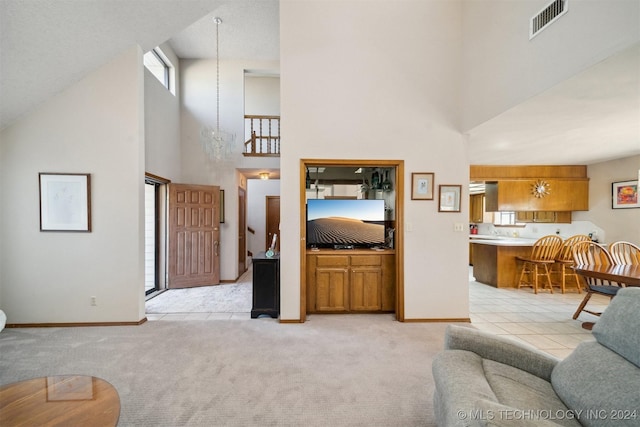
[469,194,484,223]
[306,250,395,313]
[485,179,588,212]
[515,211,572,223]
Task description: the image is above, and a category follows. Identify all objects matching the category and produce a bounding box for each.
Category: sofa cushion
[552,341,640,427]
[482,360,580,427]
[592,287,640,368]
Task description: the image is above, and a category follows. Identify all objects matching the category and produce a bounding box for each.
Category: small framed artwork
[612,180,639,209]
[219,189,225,223]
[438,184,461,212]
[411,172,434,200]
[39,173,91,231]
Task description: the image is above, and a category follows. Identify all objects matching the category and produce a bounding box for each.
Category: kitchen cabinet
[515,211,572,223]
[485,179,588,212]
[469,194,484,223]
[471,240,534,288]
[306,250,395,313]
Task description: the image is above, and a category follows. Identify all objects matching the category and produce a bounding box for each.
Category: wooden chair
[516,235,563,294]
[571,241,621,320]
[553,234,591,293]
[608,241,640,265]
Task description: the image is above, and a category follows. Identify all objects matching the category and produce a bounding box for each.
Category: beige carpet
[0,314,450,426]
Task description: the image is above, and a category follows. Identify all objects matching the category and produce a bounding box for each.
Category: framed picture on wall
[438,184,461,212]
[39,173,91,231]
[411,172,434,200]
[612,180,639,209]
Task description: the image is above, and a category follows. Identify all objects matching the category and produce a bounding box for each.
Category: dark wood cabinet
[251,252,279,319]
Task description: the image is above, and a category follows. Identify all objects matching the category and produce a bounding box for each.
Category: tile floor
[147,267,609,359]
[468,278,607,359]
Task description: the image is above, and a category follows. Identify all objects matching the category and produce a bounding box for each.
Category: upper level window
[144,48,174,94]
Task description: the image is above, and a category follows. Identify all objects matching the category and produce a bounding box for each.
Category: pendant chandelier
[200,17,236,161]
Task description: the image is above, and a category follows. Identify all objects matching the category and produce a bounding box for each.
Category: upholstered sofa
[432,287,640,427]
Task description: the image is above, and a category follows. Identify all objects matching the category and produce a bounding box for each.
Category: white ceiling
[467,43,640,166]
[1,0,638,166]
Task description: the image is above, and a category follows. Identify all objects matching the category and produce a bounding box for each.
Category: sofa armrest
[444,325,559,381]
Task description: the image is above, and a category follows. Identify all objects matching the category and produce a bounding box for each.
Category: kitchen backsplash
[475,221,606,243]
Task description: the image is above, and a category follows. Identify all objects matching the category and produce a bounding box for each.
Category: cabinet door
[469,194,484,223]
[516,211,535,222]
[534,211,556,222]
[315,268,349,312]
[350,267,382,311]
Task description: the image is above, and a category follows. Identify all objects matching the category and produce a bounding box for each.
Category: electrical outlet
[90,296,97,306]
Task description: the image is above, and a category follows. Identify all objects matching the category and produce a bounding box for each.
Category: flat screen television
[306,199,386,248]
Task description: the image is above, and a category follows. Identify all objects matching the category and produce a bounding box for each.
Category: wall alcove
[299,159,405,322]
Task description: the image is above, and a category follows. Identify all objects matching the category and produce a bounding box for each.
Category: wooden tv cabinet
[306,249,395,313]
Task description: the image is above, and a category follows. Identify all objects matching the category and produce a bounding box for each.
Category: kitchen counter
[469,236,537,247]
[470,238,534,288]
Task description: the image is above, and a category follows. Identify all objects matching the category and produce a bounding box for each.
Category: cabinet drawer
[316,255,350,267]
[350,255,381,266]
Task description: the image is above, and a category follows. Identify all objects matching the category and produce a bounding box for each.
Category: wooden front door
[238,187,247,275]
[168,184,220,288]
[266,196,280,252]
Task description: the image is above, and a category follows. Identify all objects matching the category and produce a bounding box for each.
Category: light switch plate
[454,223,464,232]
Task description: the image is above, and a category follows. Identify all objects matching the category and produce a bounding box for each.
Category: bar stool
[516,235,563,294]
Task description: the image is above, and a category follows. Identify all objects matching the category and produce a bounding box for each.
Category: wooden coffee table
[0,375,120,426]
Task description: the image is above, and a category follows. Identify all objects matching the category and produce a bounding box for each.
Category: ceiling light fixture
[200,17,236,161]
[259,172,270,180]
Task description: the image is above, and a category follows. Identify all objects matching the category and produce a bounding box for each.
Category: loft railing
[244,115,280,157]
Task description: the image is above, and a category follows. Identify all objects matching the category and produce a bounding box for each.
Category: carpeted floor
[0,314,448,426]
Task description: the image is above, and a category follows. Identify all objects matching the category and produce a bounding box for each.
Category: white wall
[280,0,470,321]
[462,0,640,130]
[0,47,146,324]
[145,42,182,181]
[247,179,281,260]
[574,155,640,245]
[245,75,280,116]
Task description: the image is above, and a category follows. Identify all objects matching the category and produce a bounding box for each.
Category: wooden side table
[0,375,120,426]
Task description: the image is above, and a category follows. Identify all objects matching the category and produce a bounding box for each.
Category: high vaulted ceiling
[1,0,638,166]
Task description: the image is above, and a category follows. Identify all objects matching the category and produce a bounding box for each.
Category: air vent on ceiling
[530,0,568,39]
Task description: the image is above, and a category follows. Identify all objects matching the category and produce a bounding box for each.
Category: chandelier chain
[199,16,235,162]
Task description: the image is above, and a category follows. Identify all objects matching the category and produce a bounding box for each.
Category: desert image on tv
[307,217,384,246]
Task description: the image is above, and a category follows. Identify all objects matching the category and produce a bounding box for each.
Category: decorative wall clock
[531,180,550,198]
